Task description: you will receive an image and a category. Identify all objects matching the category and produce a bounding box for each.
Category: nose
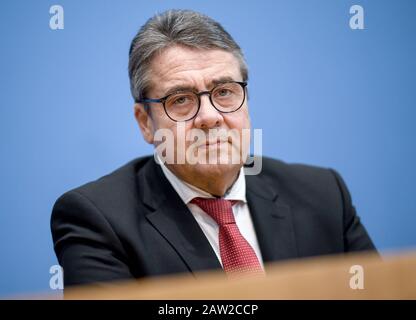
[193,94,224,129]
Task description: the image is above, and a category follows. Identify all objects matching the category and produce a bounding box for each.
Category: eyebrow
[162,76,237,97]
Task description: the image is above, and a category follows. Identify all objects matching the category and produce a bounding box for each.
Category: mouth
[198,138,228,148]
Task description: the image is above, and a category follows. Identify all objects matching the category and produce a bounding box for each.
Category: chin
[190,162,242,178]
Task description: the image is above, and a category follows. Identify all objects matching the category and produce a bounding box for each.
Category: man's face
[135,45,251,189]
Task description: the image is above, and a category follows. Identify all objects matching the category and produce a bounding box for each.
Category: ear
[134,103,154,144]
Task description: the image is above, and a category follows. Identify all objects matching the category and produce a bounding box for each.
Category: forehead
[148,45,242,93]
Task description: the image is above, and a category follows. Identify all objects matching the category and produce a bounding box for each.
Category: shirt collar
[155,153,247,204]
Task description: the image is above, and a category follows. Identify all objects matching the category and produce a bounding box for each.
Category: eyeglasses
[137,81,247,122]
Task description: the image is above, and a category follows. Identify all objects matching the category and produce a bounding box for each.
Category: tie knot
[191,197,238,226]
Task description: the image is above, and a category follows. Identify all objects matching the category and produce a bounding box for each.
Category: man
[51,9,376,287]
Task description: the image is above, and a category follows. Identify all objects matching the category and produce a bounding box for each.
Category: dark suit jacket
[51,156,376,287]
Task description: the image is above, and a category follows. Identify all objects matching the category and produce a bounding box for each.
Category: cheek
[163,121,195,147]
[226,108,251,130]
[151,109,175,132]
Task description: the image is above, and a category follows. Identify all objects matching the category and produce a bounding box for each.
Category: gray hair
[128,9,248,102]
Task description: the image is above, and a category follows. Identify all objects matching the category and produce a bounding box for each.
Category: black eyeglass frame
[136,81,248,122]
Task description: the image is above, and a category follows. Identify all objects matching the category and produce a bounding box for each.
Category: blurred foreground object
[62,250,416,299]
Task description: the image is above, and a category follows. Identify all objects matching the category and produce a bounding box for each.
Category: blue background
[1,0,415,296]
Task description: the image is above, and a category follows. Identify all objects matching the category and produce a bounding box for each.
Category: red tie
[191,197,264,277]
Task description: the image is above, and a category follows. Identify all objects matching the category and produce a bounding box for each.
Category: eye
[217,88,231,97]
[174,96,188,104]
[167,93,196,108]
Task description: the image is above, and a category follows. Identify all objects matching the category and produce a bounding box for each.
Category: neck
[166,164,241,197]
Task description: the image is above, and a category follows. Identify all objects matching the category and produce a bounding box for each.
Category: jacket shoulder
[53,156,152,212]
[66,156,151,197]
[259,156,336,185]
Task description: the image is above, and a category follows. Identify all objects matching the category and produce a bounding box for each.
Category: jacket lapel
[137,157,223,275]
[246,173,299,264]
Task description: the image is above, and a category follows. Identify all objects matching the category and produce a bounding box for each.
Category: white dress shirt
[156,154,264,267]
